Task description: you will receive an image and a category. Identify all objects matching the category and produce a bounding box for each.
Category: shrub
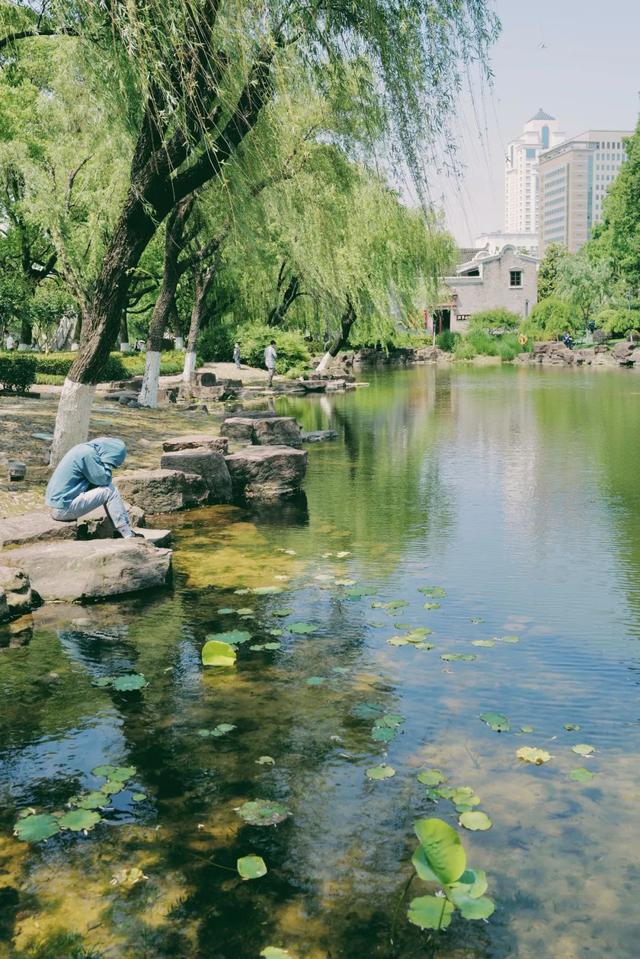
[34,352,128,380]
[594,307,637,337]
[453,329,525,362]
[237,324,311,372]
[120,350,185,376]
[0,354,38,392]
[468,308,520,332]
[197,321,236,364]
[436,330,460,352]
[521,297,579,341]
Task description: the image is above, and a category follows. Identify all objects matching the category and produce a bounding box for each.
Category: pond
[2,364,640,959]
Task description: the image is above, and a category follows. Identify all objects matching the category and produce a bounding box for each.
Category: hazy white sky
[428,0,639,245]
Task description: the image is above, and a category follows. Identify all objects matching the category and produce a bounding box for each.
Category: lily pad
[570,767,593,782]
[272,608,293,617]
[261,949,293,959]
[206,630,252,646]
[571,743,595,757]
[520,725,534,733]
[255,756,275,766]
[131,792,147,802]
[351,702,383,719]
[496,634,520,643]
[472,639,496,648]
[237,854,267,880]
[201,640,237,667]
[366,764,396,780]
[377,713,405,728]
[423,602,441,610]
[479,711,510,732]
[469,617,484,624]
[459,810,492,831]
[450,787,480,808]
[236,608,254,616]
[235,799,290,826]
[407,895,454,931]
[252,586,284,595]
[449,891,495,920]
[217,608,234,615]
[94,677,113,687]
[441,653,477,662]
[306,676,325,686]
[112,674,147,692]
[92,765,136,781]
[415,641,435,650]
[101,781,124,795]
[413,818,466,884]
[288,622,316,634]
[59,809,101,832]
[517,746,551,765]
[371,725,395,742]
[418,586,446,598]
[564,723,581,731]
[454,868,488,898]
[14,813,60,843]
[387,636,409,647]
[417,769,447,786]
[371,600,409,610]
[72,792,107,810]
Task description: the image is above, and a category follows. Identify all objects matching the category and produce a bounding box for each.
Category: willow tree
[1,0,498,462]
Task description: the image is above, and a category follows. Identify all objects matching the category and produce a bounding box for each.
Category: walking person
[264,339,277,387]
[45,437,141,538]
[233,342,241,369]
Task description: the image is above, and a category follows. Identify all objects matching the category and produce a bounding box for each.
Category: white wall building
[538,130,632,254]
[504,109,565,237]
[475,231,539,257]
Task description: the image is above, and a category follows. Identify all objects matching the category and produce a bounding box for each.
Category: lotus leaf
[450,787,480,808]
[418,586,446,598]
[112,674,147,692]
[516,747,551,765]
[371,600,409,610]
[459,810,492,831]
[572,743,595,757]
[217,608,234,615]
[479,712,510,733]
[472,639,496,648]
[269,629,284,637]
[564,723,581,731]
[394,622,411,628]
[469,617,484,624]
[262,642,282,650]
[423,602,441,610]
[94,677,113,687]
[441,653,477,662]
[237,854,267,880]
[237,608,254,616]
[252,586,284,595]
[352,702,382,719]
[73,792,106,810]
[415,642,435,650]
[207,630,252,646]
[570,767,593,782]
[14,813,60,843]
[377,713,404,728]
[261,949,293,959]
[387,636,409,647]
[435,786,455,800]
[371,725,395,742]
[255,756,275,765]
[201,640,237,667]
[413,818,466,884]
[520,725,534,733]
[59,809,101,832]
[235,800,290,826]
[453,868,488,899]
[366,764,396,780]
[289,622,316,634]
[417,769,446,786]
[497,635,520,643]
[132,792,147,802]
[101,781,124,795]
[272,608,293,617]
[92,764,136,781]
[407,895,454,930]
[449,891,495,920]
[306,676,325,686]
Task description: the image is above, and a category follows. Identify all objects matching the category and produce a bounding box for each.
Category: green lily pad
[377,713,404,728]
[415,641,435,650]
[413,818,466,884]
[453,868,488,899]
[272,608,293,617]
[217,608,234,615]
[101,780,124,795]
[448,889,495,920]
[570,767,593,782]
[417,769,447,786]
[59,809,101,832]
[352,702,383,719]
[201,640,237,667]
[94,677,113,687]
[418,586,446,598]
[112,674,147,692]
[306,676,325,686]
[479,711,510,732]
[520,725,534,733]
[237,608,254,617]
[366,764,396,780]
[459,810,492,831]
[131,792,147,802]
[206,630,252,646]
[371,600,409,610]
[450,787,481,808]
[268,629,284,637]
[92,765,136,782]
[72,792,107,810]
[255,756,275,766]
[472,639,496,648]
[517,746,551,765]
[289,622,316,634]
[496,634,520,643]
[260,949,293,959]
[441,653,477,662]
[387,636,409,647]
[564,723,581,731]
[235,800,290,826]
[469,617,484,624]
[371,725,395,742]
[571,743,595,757]
[407,895,454,930]
[252,586,284,595]
[423,602,441,610]
[237,854,267,880]
[14,813,60,843]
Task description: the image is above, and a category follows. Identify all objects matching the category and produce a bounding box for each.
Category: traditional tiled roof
[530,108,555,121]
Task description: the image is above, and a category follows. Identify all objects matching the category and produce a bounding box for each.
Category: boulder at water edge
[162,434,229,454]
[225,445,307,501]
[301,430,338,443]
[115,469,208,512]
[221,416,302,448]
[159,449,232,503]
[0,566,33,622]
[0,510,78,549]
[1,539,172,602]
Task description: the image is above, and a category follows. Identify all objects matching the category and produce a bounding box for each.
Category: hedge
[0,350,186,386]
[0,355,37,393]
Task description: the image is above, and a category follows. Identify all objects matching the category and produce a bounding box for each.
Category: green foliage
[537,242,569,300]
[31,350,184,384]
[453,330,523,361]
[555,249,609,324]
[522,297,580,341]
[435,330,459,352]
[595,306,637,337]
[0,352,37,392]
[238,324,311,372]
[468,308,520,332]
[197,319,236,365]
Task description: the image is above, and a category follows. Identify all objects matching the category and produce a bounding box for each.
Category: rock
[0,510,78,548]
[105,390,139,404]
[194,370,217,387]
[531,342,576,365]
[221,416,302,448]
[159,449,232,503]
[301,430,338,443]
[75,504,146,539]
[225,445,307,501]
[162,434,229,454]
[611,341,636,365]
[136,528,172,547]
[0,566,33,622]
[116,469,208,512]
[2,540,172,602]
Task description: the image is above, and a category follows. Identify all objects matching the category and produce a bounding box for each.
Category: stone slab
[0,566,33,622]
[225,445,307,501]
[2,540,172,602]
[301,430,338,443]
[221,416,302,448]
[0,511,77,549]
[159,449,232,504]
[162,434,229,454]
[116,469,208,513]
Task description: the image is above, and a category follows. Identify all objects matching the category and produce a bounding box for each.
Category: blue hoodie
[45,437,127,509]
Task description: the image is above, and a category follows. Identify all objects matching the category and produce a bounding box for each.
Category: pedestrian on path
[233,342,241,369]
[45,437,141,538]
[264,339,277,387]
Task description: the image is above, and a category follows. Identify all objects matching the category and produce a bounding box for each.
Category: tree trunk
[267,273,303,327]
[316,300,356,372]
[19,316,33,347]
[119,312,129,348]
[182,260,217,383]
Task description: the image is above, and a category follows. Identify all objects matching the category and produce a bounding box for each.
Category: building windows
[457,314,471,323]
[509,270,523,288]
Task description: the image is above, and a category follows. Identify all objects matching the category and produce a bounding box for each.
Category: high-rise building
[504,109,564,236]
[538,131,632,254]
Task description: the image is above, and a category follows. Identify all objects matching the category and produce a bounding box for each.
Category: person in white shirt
[264,339,277,387]
[5,333,15,351]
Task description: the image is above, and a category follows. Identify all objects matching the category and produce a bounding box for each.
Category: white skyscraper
[504,109,565,236]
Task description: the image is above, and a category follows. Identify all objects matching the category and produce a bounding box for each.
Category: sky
[428,0,639,245]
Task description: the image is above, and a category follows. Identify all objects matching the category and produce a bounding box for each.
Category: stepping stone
[0,511,77,549]
[162,434,229,454]
[159,449,232,503]
[225,445,307,501]
[301,430,338,443]
[115,469,208,513]
[135,528,171,547]
[1,539,172,602]
[221,416,302,448]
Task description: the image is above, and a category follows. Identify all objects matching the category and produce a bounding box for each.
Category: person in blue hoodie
[46,437,140,538]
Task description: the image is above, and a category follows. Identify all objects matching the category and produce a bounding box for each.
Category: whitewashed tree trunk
[50,379,96,467]
[182,350,197,383]
[139,350,161,408]
[316,350,333,373]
